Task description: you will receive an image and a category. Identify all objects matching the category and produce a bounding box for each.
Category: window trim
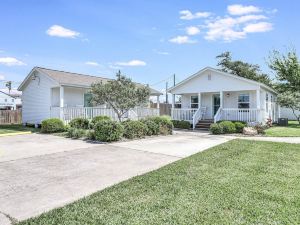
[238,93,250,109]
[190,95,199,108]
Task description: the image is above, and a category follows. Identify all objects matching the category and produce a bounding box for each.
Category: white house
[168,67,279,129]
[0,91,17,110]
[18,67,162,125]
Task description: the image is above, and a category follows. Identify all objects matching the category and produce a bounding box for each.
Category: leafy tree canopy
[91,71,150,121]
[216,51,272,86]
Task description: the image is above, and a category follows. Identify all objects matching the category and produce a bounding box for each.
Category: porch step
[195,120,214,129]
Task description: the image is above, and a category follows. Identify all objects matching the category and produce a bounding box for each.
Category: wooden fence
[0,110,22,124]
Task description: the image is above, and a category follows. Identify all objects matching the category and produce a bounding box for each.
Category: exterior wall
[22,71,58,124]
[0,92,16,109]
[64,87,86,107]
[170,70,259,94]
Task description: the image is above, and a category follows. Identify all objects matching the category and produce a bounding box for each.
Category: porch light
[226,93,230,97]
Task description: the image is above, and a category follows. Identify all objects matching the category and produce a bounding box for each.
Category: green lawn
[265,120,300,137]
[18,140,300,225]
[0,124,39,134]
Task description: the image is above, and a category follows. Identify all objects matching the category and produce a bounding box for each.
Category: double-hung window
[238,94,250,109]
[190,96,199,108]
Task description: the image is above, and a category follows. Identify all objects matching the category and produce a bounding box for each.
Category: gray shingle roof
[35,67,162,95]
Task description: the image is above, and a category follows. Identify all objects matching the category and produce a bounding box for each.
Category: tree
[216,52,272,86]
[276,92,300,124]
[91,71,150,121]
[268,49,300,123]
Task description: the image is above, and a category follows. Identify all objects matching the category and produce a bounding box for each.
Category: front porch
[171,90,275,129]
[50,85,160,124]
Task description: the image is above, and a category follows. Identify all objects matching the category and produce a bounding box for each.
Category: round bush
[69,118,89,129]
[219,121,236,133]
[41,118,65,133]
[172,120,191,129]
[122,120,148,139]
[234,122,245,133]
[141,119,160,136]
[90,116,111,128]
[94,120,124,142]
[66,127,86,139]
[151,116,173,135]
[209,123,223,134]
[86,130,96,140]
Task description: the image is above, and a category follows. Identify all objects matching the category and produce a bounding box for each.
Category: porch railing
[219,108,260,123]
[171,108,197,122]
[50,107,159,124]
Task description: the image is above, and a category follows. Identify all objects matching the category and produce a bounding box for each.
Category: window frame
[190,95,199,109]
[238,93,250,109]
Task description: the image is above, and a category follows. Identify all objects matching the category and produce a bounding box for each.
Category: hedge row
[172,120,191,129]
[210,121,246,134]
[41,116,173,142]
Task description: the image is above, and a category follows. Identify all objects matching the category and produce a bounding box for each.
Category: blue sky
[0,0,299,93]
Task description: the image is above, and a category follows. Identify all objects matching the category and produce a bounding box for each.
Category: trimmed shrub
[66,127,86,139]
[172,120,191,129]
[219,121,236,133]
[140,119,160,136]
[217,120,247,126]
[234,122,245,133]
[86,130,96,140]
[69,118,89,129]
[90,116,111,128]
[209,123,223,134]
[122,120,148,139]
[41,118,65,133]
[150,116,173,135]
[94,120,124,142]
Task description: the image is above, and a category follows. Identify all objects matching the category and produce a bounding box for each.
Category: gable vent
[208,74,212,80]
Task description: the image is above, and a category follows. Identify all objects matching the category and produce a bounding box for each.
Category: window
[238,94,250,109]
[174,95,181,108]
[4,99,7,102]
[12,99,14,102]
[84,93,93,107]
[191,96,199,108]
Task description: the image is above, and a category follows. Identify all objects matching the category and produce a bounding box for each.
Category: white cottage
[169,67,278,129]
[18,67,162,125]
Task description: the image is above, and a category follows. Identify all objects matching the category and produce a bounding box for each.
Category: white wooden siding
[22,71,57,124]
[0,92,16,109]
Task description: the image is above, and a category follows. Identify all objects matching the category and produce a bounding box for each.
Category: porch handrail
[192,107,205,129]
[171,108,197,122]
[214,107,222,123]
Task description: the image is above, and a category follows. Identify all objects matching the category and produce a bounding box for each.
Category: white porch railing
[50,107,159,124]
[214,107,222,123]
[192,107,207,129]
[171,108,197,122]
[219,108,260,123]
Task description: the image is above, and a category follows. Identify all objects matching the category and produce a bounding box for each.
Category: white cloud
[0,74,5,80]
[85,61,99,66]
[0,57,26,66]
[153,49,170,55]
[243,22,273,33]
[186,26,200,35]
[227,4,262,15]
[204,14,271,42]
[115,60,146,66]
[179,10,211,20]
[169,35,196,44]
[46,25,80,38]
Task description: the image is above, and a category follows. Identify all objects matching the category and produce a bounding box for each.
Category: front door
[213,94,220,115]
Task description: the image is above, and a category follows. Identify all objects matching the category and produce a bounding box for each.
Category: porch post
[172,94,175,108]
[220,91,223,108]
[59,86,64,120]
[198,92,201,109]
[256,88,261,122]
[156,95,160,109]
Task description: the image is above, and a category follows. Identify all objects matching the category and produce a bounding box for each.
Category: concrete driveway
[0,131,233,224]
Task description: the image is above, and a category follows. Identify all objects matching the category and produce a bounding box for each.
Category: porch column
[59,86,64,120]
[156,95,160,109]
[172,94,175,108]
[198,93,201,109]
[220,91,223,108]
[256,88,261,109]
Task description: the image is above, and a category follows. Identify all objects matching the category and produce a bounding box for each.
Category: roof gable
[169,67,275,93]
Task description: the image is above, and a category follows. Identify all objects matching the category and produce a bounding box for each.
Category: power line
[150,75,174,87]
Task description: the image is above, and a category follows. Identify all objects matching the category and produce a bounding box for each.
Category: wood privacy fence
[0,110,22,124]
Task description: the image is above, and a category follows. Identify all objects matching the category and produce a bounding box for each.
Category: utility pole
[165,81,168,103]
[5,81,12,94]
[173,74,176,86]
